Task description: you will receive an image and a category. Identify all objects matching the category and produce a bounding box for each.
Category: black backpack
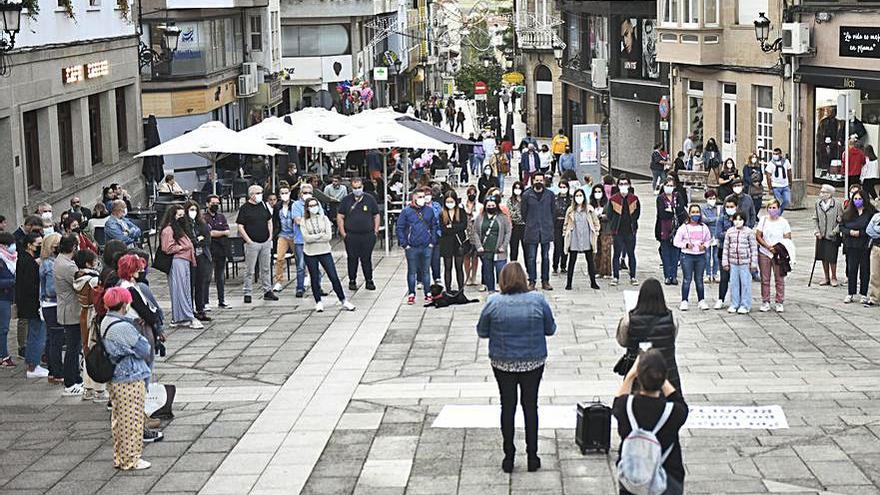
[85,320,123,384]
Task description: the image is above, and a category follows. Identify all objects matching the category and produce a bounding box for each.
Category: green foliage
[22,0,39,19]
[454,62,504,114]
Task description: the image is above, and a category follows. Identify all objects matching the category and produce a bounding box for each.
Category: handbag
[151,246,172,274]
[613,349,638,376]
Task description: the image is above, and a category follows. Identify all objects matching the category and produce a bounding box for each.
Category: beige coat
[562,204,600,252]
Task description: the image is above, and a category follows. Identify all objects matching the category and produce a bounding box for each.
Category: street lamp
[139,22,181,70]
[0,0,22,75]
[482,55,491,68]
[754,12,783,53]
[553,46,564,63]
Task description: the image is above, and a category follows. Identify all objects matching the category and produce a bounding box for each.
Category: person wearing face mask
[755,199,792,312]
[463,185,482,285]
[203,195,231,308]
[538,145,553,176]
[813,184,843,287]
[717,158,739,200]
[700,190,721,283]
[841,191,876,304]
[712,198,738,309]
[590,185,613,279]
[552,181,572,275]
[104,200,142,248]
[425,188,444,285]
[39,234,63,381]
[439,192,468,292]
[272,186,297,292]
[397,190,439,304]
[237,185,278,304]
[0,232,17,368]
[184,200,212,321]
[672,204,712,311]
[20,233,48,378]
[292,184,322,298]
[741,154,764,215]
[606,177,641,286]
[337,178,380,291]
[520,143,541,186]
[721,212,758,314]
[472,196,512,293]
[301,198,356,313]
[488,149,509,191]
[727,178,757,228]
[521,172,556,291]
[763,148,793,212]
[562,188,600,290]
[655,178,687,285]
[478,166,499,206]
[649,143,669,193]
[507,182,527,262]
[63,215,98,254]
[866,210,880,306]
[159,206,203,329]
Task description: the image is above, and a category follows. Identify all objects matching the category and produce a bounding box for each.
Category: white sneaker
[844,294,853,304]
[610,279,619,286]
[714,300,724,310]
[760,302,771,312]
[727,306,738,314]
[273,283,283,292]
[679,301,689,311]
[203,304,212,312]
[92,390,110,403]
[698,300,709,311]
[775,303,784,313]
[62,383,84,396]
[341,300,356,311]
[737,307,750,314]
[26,366,49,379]
[133,459,151,470]
[860,295,869,304]
[189,319,204,329]
[315,301,324,312]
[82,388,96,401]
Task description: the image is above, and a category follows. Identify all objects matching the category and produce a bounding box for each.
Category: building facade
[0,0,143,223]
[515,0,564,138]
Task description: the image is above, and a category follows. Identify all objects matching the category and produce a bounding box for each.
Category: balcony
[655,27,724,66]
[515,13,562,51]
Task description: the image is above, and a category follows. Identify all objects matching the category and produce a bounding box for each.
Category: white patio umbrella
[238,117,331,189]
[323,121,451,254]
[346,107,405,127]
[285,107,357,136]
[136,121,284,195]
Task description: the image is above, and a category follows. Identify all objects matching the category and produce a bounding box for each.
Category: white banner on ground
[431,405,788,430]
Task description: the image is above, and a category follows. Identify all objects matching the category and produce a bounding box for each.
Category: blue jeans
[295,243,321,293]
[680,253,706,302]
[431,245,441,282]
[613,233,637,280]
[304,253,346,303]
[0,300,11,358]
[729,263,753,310]
[498,173,505,192]
[651,169,667,190]
[405,245,433,296]
[25,317,45,367]
[772,186,791,212]
[470,155,484,176]
[659,240,680,282]
[705,244,720,278]
[480,253,507,292]
[525,242,551,284]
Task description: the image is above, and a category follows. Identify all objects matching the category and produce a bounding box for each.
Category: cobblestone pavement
[2,182,880,495]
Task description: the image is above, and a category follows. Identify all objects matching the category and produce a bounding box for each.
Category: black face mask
[534,183,544,191]
[486,207,498,214]
[467,194,476,202]
[209,204,219,213]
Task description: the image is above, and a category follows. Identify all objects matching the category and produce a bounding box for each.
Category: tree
[454,62,504,115]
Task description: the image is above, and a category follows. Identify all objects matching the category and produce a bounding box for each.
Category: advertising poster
[573,124,602,185]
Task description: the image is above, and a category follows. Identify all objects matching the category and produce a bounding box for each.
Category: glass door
[722,98,737,163]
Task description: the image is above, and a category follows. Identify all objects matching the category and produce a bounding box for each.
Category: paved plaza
[2,182,880,495]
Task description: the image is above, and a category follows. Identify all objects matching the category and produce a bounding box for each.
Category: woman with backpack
[439,191,468,292]
[614,350,689,495]
[101,286,153,471]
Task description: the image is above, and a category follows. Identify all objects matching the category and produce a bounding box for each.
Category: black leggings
[443,254,465,292]
[846,247,870,296]
[509,224,526,262]
[863,178,880,201]
[493,365,543,458]
[718,246,730,301]
[553,222,568,271]
[566,250,597,288]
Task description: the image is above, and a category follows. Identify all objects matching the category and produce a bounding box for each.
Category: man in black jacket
[521,172,556,291]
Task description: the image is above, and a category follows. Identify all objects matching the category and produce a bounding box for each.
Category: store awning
[795,65,880,92]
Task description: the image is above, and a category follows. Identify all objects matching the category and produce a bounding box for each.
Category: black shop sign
[840,26,880,59]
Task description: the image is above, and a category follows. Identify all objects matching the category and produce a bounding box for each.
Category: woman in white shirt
[301,198,356,313]
[755,199,792,313]
[860,144,879,201]
[538,145,553,174]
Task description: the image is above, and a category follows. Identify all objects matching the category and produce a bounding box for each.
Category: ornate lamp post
[139,22,181,70]
[754,12,783,53]
[0,0,23,75]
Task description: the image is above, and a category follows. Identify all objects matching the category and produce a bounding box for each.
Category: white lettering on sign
[61,65,84,84]
[843,30,880,54]
[86,60,109,79]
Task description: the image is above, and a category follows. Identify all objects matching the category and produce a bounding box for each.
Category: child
[700,189,721,283]
[722,212,758,314]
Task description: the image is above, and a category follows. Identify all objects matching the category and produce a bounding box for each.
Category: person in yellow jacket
[550,129,570,177]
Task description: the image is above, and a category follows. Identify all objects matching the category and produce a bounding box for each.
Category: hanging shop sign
[840,26,880,59]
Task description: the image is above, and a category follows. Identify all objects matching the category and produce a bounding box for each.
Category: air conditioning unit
[781,23,810,55]
[591,58,608,89]
[237,74,256,97]
[242,62,258,76]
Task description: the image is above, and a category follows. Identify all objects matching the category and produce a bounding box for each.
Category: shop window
[687,80,704,149]
[282,25,350,57]
[813,87,879,184]
[589,16,608,62]
[250,16,262,51]
[23,110,40,190]
[116,88,127,152]
[57,101,74,175]
[756,85,773,162]
[88,94,102,165]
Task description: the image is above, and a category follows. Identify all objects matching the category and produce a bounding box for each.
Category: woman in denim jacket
[101,287,152,471]
[477,263,556,474]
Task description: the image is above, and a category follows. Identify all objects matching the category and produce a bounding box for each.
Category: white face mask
[513,188,522,196]
[574,196,585,205]
[41,212,53,221]
[301,193,312,201]
[732,186,743,195]
[594,192,603,200]
[308,206,321,215]
[484,169,491,176]
[254,194,263,203]
[663,186,675,194]
[725,207,737,216]
[619,185,630,195]
[750,157,758,164]
[188,210,197,220]
[707,198,717,207]
[559,188,568,195]
[415,198,426,207]
[445,202,456,209]
[733,219,745,228]
[424,195,433,204]
[43,227,55,236]
[280,193,290,201]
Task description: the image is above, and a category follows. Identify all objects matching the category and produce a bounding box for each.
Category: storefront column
[100,90,120,166]
[123,84,140,153]
[70,97,93,178]
[37,106,62,193]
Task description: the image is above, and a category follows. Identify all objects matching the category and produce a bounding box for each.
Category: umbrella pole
[213,159,218,196]
[384,149,390,255]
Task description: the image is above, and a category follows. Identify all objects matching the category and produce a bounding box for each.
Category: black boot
[527,455,541,472]
[501,454,514,473]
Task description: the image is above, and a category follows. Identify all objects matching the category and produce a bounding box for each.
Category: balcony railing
[515,12,562,50]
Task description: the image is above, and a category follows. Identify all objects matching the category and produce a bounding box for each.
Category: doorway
[722,84,737,162]
[535,65,553,137]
